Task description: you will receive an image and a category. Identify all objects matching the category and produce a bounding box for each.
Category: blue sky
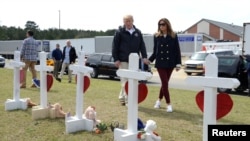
[0,0,249,34]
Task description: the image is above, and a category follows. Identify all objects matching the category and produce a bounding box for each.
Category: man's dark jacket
[62,46,77,63]
[112,25,147,62]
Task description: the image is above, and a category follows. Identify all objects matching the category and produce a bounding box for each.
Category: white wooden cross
[32,51,53,120]
[5,50,27,110]
[65,51,94,134]
[114,53,152,141]
[185,54,240,141]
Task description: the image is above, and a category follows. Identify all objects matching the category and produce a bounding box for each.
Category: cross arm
[35,65,53,72]
[69,65,93,74]
[9,61,25,68]
[116,69,152,80]
[185,76,240,88]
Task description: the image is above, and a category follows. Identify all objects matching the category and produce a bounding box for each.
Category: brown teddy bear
[26,98,37,108]
[48,103,68,118]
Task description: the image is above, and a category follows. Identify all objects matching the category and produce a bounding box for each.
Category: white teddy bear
[84,106,101,127]
[144,120,161,141]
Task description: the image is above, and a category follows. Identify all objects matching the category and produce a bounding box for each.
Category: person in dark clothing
[148,18,182,112]
[112,14,149,106]
[246,56,250,96]
[52,43,63,79]
[57,40,77,83]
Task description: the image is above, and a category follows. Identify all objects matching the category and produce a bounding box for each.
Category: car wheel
[186,72,192,75]
[139,80,147,84]
[109,76,115,79]
[90,68,98,78]
[217,88,231,93]
[235,87,245,93]
[197,73,204,76]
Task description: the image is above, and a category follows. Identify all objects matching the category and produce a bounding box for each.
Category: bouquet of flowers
[137,130,146,140]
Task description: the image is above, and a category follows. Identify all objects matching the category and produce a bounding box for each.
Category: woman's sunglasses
[159,23,166,26]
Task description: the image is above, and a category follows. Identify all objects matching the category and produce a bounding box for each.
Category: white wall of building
[50,38,95,56]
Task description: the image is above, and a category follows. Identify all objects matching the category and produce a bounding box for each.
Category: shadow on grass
[138,106,247,125]
[229,90,249,97]
[92,76,120,81]
[146,81,160,85]
[20,87,60,93]
[138,106,202,123]
[48,89,60,93]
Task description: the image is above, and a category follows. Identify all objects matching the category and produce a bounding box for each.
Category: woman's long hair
[155,18,176,38]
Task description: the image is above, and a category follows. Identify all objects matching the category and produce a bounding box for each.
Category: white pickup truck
[184,49,235,75]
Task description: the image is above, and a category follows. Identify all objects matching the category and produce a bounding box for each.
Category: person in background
[148,18,182,112]
[57,40,77,83]
[112,14,149,106]
[52,43,63,79]
[245,56,250,96]
[20,30,40,88]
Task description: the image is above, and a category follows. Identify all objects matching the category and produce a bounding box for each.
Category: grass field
[0,68,250,141]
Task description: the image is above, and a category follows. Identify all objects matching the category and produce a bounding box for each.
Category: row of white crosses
[5,51,240,141]
[5,50,59,120]
[5,51,156,140]
[185,54,240,141]
[5,51,54,115]
[114,53,152,141]
[5,50,95,133]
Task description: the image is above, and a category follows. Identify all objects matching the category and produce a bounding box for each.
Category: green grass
[0,68,250,141]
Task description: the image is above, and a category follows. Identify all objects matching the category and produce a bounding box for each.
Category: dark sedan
[85,53,152,80]
[217,55,248,93]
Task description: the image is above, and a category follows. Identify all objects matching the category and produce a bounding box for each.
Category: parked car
[217,55,248,93]
[0,55,5,68]
[184,49,235,75]
[85,53,152,80]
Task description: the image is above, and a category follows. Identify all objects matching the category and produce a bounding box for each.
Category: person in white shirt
[57,40,77,83]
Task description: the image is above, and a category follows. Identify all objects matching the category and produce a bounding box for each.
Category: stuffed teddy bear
[144,120,161,141]
[48,103,68,118]
[26,98,37,108]
[84,106,101,127]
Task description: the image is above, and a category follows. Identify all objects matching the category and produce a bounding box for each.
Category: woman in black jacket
[148,18,182,112]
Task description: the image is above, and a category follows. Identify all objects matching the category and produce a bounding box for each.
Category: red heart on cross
[20,69,25,84]
[75,75,90,93]
[196,90,233,120]
[47,74,53,91]
[125,81,148,103]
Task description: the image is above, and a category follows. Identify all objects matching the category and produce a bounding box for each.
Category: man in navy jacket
[112,15,149,105]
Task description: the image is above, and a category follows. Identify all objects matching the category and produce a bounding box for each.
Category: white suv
[184,49,235,75]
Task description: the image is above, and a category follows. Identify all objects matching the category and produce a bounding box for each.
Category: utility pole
[59,10,61,30]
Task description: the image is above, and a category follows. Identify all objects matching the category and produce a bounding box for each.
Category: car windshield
[190,53,208,61]
[218,58,236,66]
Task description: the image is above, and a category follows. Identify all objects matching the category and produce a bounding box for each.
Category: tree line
[0,21,117,40]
